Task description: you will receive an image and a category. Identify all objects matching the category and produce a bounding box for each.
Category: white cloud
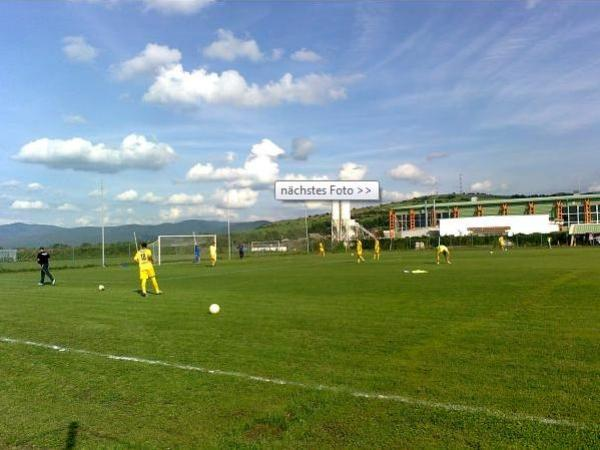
[141,192,163,203]
[225,151,236,162]
[470,180,493,192]
[143,64,351,107]
[203,29,263,62]
[143,0,214,14]
[57,203,79,211]
[10,200,48,210]
[382,190,430,202]
[186,138,284,189]
[27,182,44,191]
[1,180,20,188]
[291,48,322,62]
[271,48,285,61]
[63,114,87,124]
[213,188,259,209]
[589,183,600,192]
[15,134,176,173]
[165,193,204,205]
[159,204,231,221]
[389,163,436,185]
[88,189,103,197]
[76,216,92,226]
[305,201,330,210]
[115,189,139,201]
[291,137,315,161]
[69,0,215,15]
[112,43,181,80]
[339,162,367,180]
[62,36,97,63]
[283,173,328,181]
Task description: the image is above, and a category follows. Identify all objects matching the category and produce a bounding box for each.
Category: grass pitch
[0,248,598,448]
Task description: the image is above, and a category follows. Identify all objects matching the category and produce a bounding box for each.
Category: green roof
[568,223,600,234]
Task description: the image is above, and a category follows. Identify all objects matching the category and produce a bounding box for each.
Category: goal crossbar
[156,234,217,265]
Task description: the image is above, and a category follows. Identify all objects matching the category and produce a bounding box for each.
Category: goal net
[250,240,287,253]
[154,234,217,265]
[0,249,17,262]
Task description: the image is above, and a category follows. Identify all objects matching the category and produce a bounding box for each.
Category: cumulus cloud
[27,182,43,191]
[213,188,259,209]
[271,48,285,61]
[283,173,328,181]
[143,0,214,14]
[112,43,181,80]
[116,189,139,201]
[389,163,436,185]
[159,204,231,221]
[143,64,351,107]
[62,36,97,62]
[470,180,493,192]
[291,48,323,62]
[76,216,92,226]
[186,138,284,189]
[140,192,163,203]
[63,114,87,124]
[0,180,20,188]
[203,29,263,62]
[57,203,79,211]
[589,183,600,192]
[291,137,315,161]
[382,190,430,202]
[225,151,236,162]
[165,193,204,205]
[10,200,48,210]
[339,162,367,180]
[15,134,176,173]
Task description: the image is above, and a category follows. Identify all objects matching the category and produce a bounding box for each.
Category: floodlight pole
[227,191,232,260]
[304,203,309,254]
[100,180,106,268]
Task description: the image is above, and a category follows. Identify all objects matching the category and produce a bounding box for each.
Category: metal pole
[227,192,231,260]
[100,180,105,267]
[304,203,309,254]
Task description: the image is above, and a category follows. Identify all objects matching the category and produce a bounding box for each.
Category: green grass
[0,248,598,448]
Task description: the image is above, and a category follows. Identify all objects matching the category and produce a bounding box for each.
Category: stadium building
[387,193,600,239]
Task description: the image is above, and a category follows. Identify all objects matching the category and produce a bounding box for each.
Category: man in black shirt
[37,247,55,286]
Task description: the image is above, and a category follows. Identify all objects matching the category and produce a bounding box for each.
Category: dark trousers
[40,263,54,283]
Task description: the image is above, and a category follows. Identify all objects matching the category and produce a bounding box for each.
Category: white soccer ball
[98,284,105,291]
[490,251,494,255]
[209,303,220,314]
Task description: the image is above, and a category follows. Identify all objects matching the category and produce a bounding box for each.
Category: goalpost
[250,240,287,253]
[154,234,217,265]
[0,249,17,262]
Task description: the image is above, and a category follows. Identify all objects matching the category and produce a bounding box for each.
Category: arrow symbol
[365,187,371,194]
[357,187,363,194]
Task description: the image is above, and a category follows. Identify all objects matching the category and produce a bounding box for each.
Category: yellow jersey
[356,240,363,254]
[436,245,449,255]
[209,244,217,259]
[134,248,153,269]
[374,240,380,253]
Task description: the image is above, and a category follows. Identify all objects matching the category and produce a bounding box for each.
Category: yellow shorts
[139,266,156,280]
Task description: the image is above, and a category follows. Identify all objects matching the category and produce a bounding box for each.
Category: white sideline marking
[0,336,590,429]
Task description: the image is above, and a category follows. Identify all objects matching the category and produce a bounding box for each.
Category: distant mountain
[0,220,269,248]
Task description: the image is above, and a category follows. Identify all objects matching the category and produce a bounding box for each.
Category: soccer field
[0,248,598,448]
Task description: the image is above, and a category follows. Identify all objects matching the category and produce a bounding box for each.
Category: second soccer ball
[209,303,220,314]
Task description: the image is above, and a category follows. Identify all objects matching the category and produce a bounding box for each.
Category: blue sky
[1,0,599,227]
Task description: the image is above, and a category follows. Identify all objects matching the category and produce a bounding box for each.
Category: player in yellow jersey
[356,238,365,263]
[373,238,380,260]
[133,242,162,297]
[436,244,451,265]
[498,235,507,251]
[209,241,217,266]
[318,242,325,257]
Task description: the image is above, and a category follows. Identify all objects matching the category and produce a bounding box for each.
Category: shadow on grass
[65,421,78,449]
